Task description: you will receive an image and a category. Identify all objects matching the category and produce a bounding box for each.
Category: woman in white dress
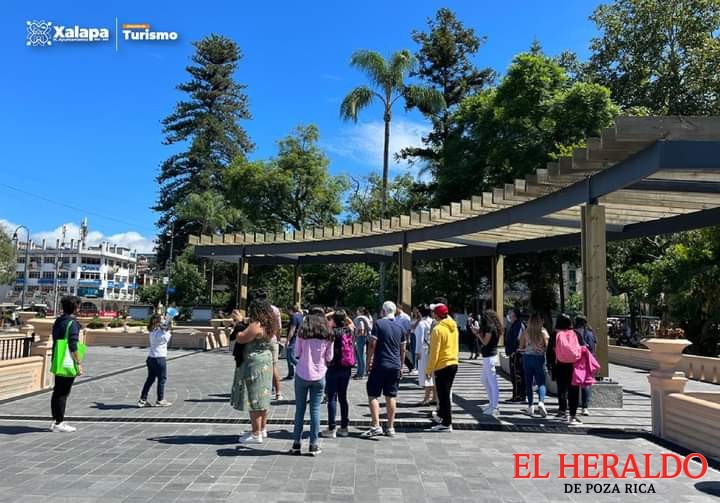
[414,304,436,406]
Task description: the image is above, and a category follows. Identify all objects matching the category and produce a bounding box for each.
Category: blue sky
[1,0,602,251]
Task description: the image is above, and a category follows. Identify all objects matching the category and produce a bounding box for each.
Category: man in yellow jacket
[425,303,459,432]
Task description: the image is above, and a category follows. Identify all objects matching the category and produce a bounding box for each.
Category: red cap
[434,304,449,318]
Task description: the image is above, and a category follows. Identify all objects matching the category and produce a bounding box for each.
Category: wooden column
[292,264,302,307]
[582,204,609,378]
[398,244,412,313]
[237,253,249,316]
[491,255,504,322]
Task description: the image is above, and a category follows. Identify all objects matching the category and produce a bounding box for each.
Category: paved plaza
[0,347,719,502]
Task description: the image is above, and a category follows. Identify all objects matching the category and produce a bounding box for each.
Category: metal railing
[0,335,34,361]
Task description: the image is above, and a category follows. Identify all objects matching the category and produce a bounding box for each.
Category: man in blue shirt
[361,301,406,438]
[284,304,303,380]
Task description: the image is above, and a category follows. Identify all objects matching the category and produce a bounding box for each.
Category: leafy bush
[86,316,104,329]
[108,318,124,328]
[126,319,147,327]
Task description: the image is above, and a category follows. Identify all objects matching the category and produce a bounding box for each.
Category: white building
[11,237,138,314]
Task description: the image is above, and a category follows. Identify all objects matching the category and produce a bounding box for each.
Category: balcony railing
[0,335,34,361]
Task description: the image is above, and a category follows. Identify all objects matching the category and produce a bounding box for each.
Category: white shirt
[414,317,433,354]
[148,328,172,358]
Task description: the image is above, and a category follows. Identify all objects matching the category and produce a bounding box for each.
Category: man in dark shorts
[361,301,406,438]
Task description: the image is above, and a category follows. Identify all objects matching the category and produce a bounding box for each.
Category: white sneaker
[238,432,263,444]
[262,429,268,438]
[385,427,396,438]
[410,369,419,376]
[337,428,349,437]
[537,402,548,418]
[48,421,56,432]
[53,422,77,433]
[426,424,452,433]
[483,407,499,416]
[431,411,443,424]
[320,428,336,438]
[155,400,172,407]
[526,405,535,417]
[360,426,383,438]
[137,399,152,408]
[581,408,590,416]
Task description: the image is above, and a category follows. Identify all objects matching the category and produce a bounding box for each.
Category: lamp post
[11,226,30,310]
[164,223,175,309]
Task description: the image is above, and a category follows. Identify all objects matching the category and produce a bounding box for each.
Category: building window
[42,271,54,279]
[17,256,25,263]
[70,257,77,264]
[69,287,75,294]
[44,256,55,264]
[57,272,69,279]
[16,271,24,278]
[81,256,101,265]
[80,272,101,280]
[28,271,40,278]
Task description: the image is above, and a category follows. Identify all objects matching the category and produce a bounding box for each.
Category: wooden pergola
[192,116,720,376]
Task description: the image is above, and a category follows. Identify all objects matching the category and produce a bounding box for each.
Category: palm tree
[340,49,445,217]
[340,49,444,302]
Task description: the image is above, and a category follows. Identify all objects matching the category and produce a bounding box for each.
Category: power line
[0,182,157,234]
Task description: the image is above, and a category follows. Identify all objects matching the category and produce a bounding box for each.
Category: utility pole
[164,223,175,309]
[12,226,30,310]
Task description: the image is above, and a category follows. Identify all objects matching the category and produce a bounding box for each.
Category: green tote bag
[50,319,87,378]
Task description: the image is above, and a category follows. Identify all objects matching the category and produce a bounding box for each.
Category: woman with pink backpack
[546,314,585,425]
[321,310,355,439]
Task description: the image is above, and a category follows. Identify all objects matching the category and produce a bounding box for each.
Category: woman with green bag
[50,295,84,433]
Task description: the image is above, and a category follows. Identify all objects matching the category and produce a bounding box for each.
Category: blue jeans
[523,354,546,407]
[326,367,351,429]
[293,374,325,445]
[285,337,297,377]
[141,357,167,401]
[581,386,592,409]
[355,336,367,377]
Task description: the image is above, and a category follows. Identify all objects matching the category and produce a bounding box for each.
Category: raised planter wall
[83,328,215,350]
[0,356,44,400]
[609,345,720,384]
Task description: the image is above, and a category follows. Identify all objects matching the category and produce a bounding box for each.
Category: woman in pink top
[291,307,334,456]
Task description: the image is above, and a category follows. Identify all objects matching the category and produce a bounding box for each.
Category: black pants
[140,357,167,401]
[555,363,579,416]
[51,376,75,424]
[434,365,458,427]
[510,352,525,399]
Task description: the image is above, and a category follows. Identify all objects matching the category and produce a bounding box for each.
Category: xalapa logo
[122,23,178,41]
[26,20,110,46]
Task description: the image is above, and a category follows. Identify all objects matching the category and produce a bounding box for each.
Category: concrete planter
[643,338,692,375]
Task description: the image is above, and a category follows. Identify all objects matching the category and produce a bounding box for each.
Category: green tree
[155,34,253,261]
[176,191,245,236]
[588,0,720,114]
[0,228,16,286]
[226,125,346,231]
[138,283,164,306]
[346,172,430,223]
[340,50,444,215]
[401,8,495,172]
[169,251,207,307]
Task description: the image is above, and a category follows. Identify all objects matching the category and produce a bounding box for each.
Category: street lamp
[11,225,30,310]
[164,223,175,309]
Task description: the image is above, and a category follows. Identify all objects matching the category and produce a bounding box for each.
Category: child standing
[138,314,172,407]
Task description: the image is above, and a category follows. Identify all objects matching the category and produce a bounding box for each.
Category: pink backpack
[555,329,581,363]
[339,329,356,367]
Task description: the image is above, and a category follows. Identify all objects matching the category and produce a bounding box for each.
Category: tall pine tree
[154,34,253,263]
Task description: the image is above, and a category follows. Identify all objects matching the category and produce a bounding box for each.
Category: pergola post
[292,264,302,307]
[237,252,249,316]
[398,244,412,313]
[582,203,609,378]
[491,255,504,321]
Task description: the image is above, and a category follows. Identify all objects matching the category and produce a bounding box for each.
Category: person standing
[518,314,549,417]
[291,308,334,456]
[413,304,435,405]
[472,309,502,416]
[575,315,597,416]
[49,295,83,433]
[321,310,354,438]
[361,301,406,438]
[138,314,173,407]
[504,308,525,403]
[230,296,279,444]
[547,314,585,424]
[395,306,414,374]
[353,307,372,379]
[467,314,481,359]
[284,304,303,380]
[425,303,459,432]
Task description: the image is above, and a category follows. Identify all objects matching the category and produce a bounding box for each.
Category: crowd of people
[46,293,600,453]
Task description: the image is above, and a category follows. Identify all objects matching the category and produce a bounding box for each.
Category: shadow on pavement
[0,425,49,435]
[91,402,140,410]
[184,398,229,403]
[148,434,240,445]
[217,447,285,457]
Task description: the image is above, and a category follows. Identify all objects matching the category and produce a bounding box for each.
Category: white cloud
[0,219,156,253]
[326,118,431,172]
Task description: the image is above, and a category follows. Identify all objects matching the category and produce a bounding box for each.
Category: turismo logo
[26,20,110,46]
[122,23,178,41]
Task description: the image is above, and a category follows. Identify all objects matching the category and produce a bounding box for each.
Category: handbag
[50,319,86,377]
